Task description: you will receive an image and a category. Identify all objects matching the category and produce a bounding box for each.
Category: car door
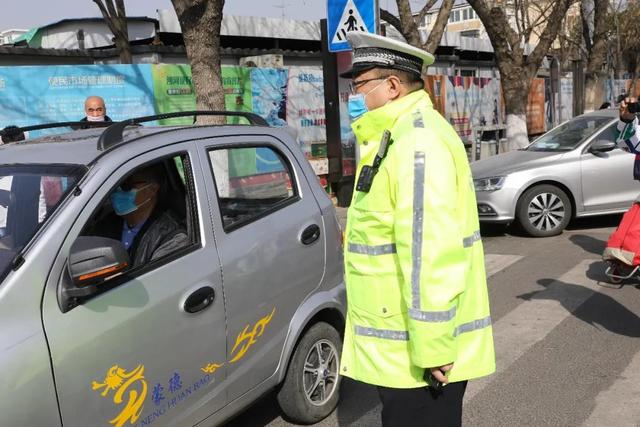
[581,122,638,212]
[41,145,228,427]
[196,135,326,401]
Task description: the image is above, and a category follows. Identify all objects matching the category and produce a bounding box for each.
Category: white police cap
[340,32,435,79]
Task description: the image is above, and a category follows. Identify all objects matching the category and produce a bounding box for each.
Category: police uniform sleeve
[392,128,466,368]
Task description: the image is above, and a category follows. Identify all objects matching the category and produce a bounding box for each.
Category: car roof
[0,124,287,166]
[579,108,619,118]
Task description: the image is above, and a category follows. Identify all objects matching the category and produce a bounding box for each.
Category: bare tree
[466,0,574,149]
[616,1,640,93]
[92,0,132,64]
[581,0,609,111]
[171,0,226,124]
[380,0,455,56]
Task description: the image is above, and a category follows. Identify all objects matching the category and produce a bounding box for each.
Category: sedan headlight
[474,176,506,192]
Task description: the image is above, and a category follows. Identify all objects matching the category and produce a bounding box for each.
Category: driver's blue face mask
[110,184,151,216]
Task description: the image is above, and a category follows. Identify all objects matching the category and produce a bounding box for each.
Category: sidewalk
[334,206,347,229]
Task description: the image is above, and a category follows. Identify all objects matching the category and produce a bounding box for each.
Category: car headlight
[474,176,505,192]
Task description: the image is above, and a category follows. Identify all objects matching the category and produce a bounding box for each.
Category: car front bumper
[475,186,519,223]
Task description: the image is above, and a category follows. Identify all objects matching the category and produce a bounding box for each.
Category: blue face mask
[348,93,368,121]
[347,78,388,121]
[110,184,151,216]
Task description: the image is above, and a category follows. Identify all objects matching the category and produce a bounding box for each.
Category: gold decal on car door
[92,364,147,427]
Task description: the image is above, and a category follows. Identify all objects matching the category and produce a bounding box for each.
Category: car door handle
[300,224,321,245]
[184,286,215,314]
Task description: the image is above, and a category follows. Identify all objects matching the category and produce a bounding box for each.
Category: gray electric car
[0,112,345,426]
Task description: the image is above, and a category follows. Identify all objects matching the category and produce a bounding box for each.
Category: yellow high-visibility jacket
[341,90,495,388]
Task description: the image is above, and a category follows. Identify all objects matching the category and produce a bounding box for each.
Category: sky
[0,0,349,30]
[0,0,404,31]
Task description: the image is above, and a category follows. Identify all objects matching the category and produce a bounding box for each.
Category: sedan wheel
[516,185,572,237]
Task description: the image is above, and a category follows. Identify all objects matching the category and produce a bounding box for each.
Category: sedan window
[528,116,614,152]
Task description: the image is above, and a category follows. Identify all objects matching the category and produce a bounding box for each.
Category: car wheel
[516,185,572,237]
[277,322,342,424]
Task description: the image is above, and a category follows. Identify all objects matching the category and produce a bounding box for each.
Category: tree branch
[416,0,438,28]
[526,0,572,76]
[104,0,118,20]
[115,0,126,19]
[92,0,119,36]
[425,0,455,53]
[380,8,411,42]
[581,2,593,54]
[395,0,421,46]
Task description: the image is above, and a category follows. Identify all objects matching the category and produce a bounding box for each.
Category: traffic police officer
[340,32,496,426]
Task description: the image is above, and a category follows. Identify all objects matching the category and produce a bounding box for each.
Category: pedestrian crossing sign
[327,0,377,52]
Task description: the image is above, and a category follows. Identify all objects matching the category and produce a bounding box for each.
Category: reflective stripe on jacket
[341,90,495,388]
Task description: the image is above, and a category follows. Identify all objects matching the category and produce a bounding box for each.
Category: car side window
[598,123,618,143]
[207,146,297,231]
[77,153,199,281]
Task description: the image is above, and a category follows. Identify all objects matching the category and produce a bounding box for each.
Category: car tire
[277,321,342,424]
[516,184,572,237]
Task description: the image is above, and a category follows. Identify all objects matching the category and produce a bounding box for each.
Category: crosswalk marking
[260,254,635,427]
[583,350,640,426]
[466,259,601,400]
[485,254,523,278]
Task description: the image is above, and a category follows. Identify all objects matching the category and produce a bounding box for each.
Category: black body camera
[355,130,393,193]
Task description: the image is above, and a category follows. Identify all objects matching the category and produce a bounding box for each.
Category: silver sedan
[471,109,637,237]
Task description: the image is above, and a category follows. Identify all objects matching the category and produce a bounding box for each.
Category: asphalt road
[225,212,640,426]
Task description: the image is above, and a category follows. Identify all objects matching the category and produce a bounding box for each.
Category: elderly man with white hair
[77,95,112,129]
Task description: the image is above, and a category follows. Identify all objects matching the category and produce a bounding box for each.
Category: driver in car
[97,165,188,267]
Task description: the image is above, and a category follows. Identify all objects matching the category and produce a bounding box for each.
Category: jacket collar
[351,90,431,143]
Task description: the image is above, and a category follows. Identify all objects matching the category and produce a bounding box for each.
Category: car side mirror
[589,139,616,153]
[67,236,130,293]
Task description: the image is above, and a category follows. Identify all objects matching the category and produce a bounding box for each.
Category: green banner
[222,66,253,124]
[152,64,196,125]
[152,64,254,126]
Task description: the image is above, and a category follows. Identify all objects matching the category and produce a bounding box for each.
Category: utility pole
[273,0,292,22]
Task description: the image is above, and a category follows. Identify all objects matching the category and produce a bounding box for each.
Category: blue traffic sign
[326,0,377,52]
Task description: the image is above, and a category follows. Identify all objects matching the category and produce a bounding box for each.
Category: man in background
[76,96,112,129]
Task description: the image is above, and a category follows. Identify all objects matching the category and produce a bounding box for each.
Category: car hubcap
[528,192,565,231]
[303,339,339,406]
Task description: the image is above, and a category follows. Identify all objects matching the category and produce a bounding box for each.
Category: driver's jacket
[341,90,495,388]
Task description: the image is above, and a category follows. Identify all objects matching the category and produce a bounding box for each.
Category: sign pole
[321,19,346,203]
[375,0,380,34]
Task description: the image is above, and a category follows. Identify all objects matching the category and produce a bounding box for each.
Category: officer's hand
[620,97,637,122]
[430,363,454,384]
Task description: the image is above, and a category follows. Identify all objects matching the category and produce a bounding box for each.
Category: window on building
[458,69,477,77]
[463,8,469,20]
[461,29,480,38]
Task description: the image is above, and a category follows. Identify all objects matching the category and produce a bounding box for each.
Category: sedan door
[581,122,638,212]
[196,135,326,401]
[41,146,228,427]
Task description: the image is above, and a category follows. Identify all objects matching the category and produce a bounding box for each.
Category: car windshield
[0,164,85,284]
[527,116,614,152]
